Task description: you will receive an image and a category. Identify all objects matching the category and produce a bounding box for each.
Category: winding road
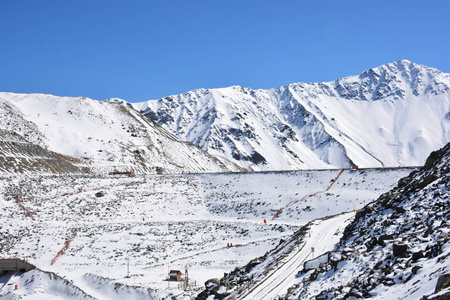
[238,212,354,300]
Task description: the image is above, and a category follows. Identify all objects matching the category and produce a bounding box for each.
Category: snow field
[0,168,412,299]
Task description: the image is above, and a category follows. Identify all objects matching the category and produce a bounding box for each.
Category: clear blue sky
[1,0,449,102]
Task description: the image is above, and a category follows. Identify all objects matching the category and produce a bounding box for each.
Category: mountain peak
[140,61,450,171]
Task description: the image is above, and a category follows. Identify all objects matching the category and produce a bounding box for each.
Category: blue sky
[1,0,449,102]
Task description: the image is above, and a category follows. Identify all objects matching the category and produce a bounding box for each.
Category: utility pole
[185,264,189,290]
[125,257,130,278]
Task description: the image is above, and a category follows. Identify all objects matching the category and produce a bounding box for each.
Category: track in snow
[238,212,354,300]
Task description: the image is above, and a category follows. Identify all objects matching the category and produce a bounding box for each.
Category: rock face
[435,274,450,294]
[136,60,450,171]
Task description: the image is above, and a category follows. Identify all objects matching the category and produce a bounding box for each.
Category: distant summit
[135,60,450,171]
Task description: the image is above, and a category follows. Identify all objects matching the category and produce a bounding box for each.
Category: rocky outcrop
[0,130,83,174]
[282,143,450,299]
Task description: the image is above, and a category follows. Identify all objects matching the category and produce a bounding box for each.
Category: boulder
[378,235,394,246]
[435,274,450,294]
[412,251,424,262]
[205,278,221,293]
[393,243,409,258]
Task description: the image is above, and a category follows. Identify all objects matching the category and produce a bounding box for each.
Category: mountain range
[0,60,449,299]
[1,60,448,174]
[134,60,450,171]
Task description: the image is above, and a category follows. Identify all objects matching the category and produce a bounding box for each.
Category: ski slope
[239,213,354,300]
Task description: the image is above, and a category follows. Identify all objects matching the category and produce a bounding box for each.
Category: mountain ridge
[134,60,450,171]
[0,93,244,174]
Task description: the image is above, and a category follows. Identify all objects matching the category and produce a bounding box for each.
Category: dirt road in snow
[239,212,354,300]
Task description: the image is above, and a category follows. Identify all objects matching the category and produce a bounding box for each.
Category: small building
[169,270,182,281]
[0,258,36,274]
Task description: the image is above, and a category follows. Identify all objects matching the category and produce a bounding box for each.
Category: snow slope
[280,143,450,299]
[195,144,449,300]
[136,60,450,171]
[0,167,411,299]
[0,129,81,174]
[239,213,355,300]
[0,93,243,174]
[0,269,96,300]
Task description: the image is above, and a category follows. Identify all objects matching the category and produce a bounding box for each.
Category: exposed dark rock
[205,278,220,293]
[435,274,450,293]
[424,149,442,170]
[394,206,406,214]
[250,151,266,165]
[378,234,394,246]
[393,243,409,258]
[426,243,443,258]
[412,251,424,262]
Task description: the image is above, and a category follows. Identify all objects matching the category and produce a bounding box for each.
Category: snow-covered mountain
[196,143,450,300]
[0,93,244,174]
[136,60,450,171]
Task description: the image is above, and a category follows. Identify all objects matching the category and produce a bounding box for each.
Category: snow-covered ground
[0,167,412,299]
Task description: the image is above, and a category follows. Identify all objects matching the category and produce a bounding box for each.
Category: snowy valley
[195,143,450,300]
[0,59,449,300]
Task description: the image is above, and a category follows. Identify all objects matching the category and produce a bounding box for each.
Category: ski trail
[238,212,354,300]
